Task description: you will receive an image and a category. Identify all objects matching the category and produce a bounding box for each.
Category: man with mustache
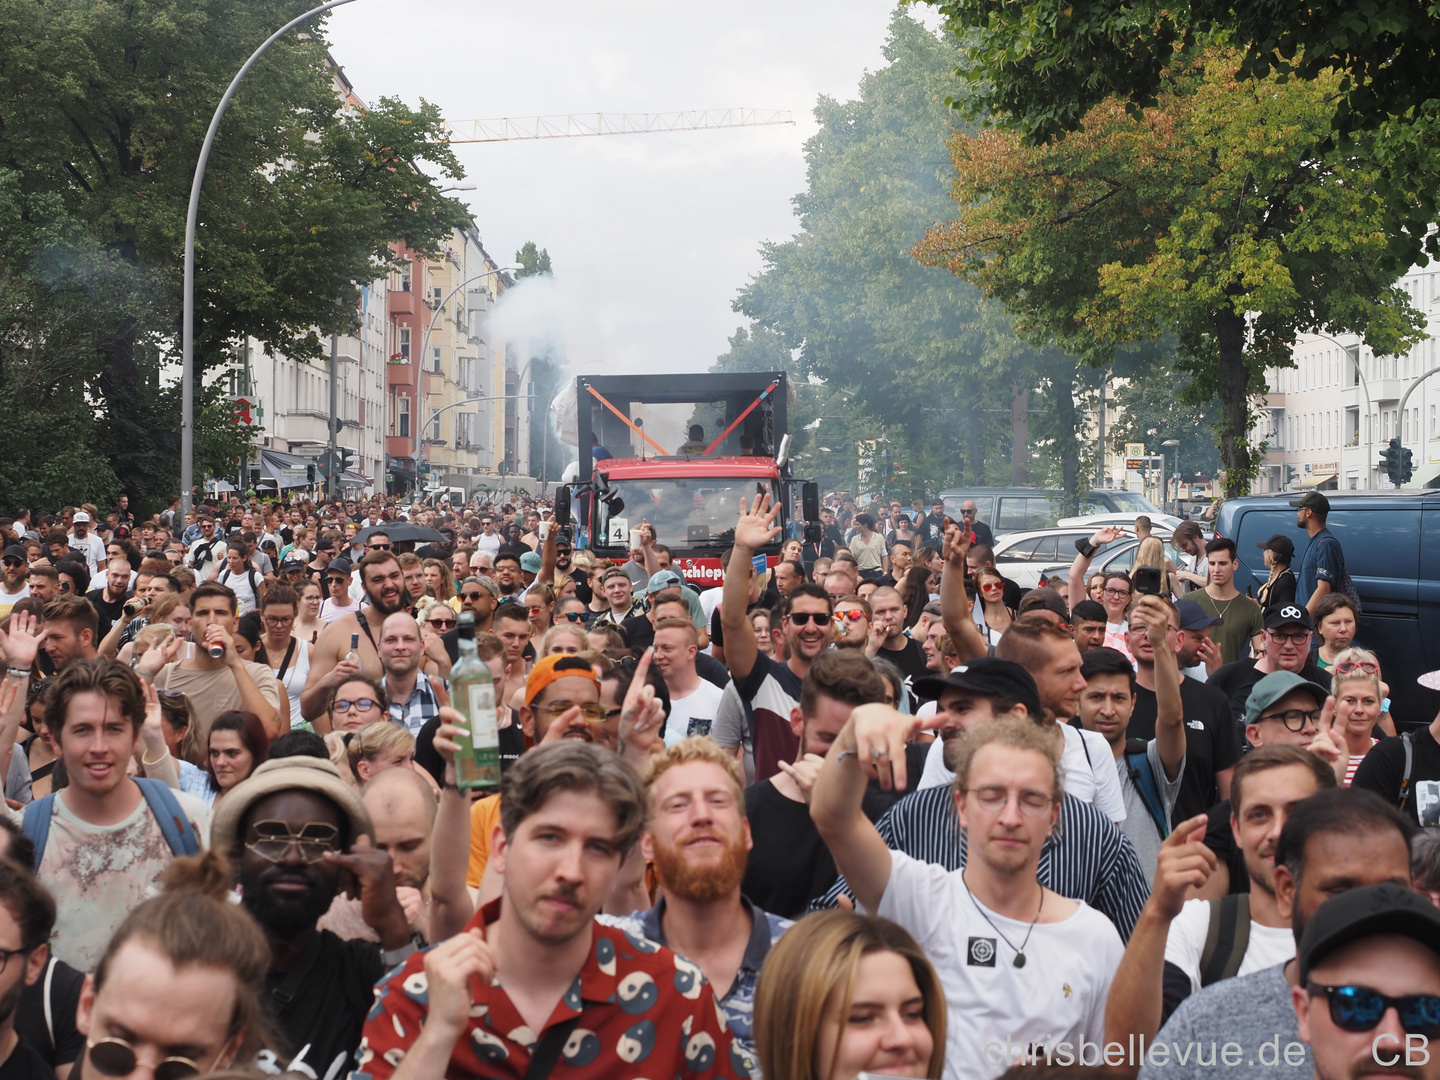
[211,755,414,1080]
[299,550,412,725]
[601,738,789,1072]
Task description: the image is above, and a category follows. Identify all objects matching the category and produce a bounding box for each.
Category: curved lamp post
[180,0,359,517]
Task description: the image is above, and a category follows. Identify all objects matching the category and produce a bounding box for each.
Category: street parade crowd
[0,487,1430,1080]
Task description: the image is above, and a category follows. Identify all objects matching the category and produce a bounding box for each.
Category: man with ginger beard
[601,739,790,1070]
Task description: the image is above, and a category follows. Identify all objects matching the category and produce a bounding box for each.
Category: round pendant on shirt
[1014,953,1026,968]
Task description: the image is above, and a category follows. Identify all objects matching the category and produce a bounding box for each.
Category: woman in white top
[973,567,1013,647]
[255,582,310,733]
[293,578,324,643]
[217,541,263,615]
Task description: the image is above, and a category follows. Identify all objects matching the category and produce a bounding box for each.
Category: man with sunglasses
[1132,788,1414,1080]
[184,516,226,583]
[1211,605,1331,729]
[0,546,29,621]
[211,756,415,1080]
[1293,883,1440,1080]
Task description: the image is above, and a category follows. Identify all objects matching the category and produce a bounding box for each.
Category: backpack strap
[21,795,55,870]
[1199,893,1252,987]
[1125,750,1170,839]
[1400,730,1415,811]
[134,778,201,857]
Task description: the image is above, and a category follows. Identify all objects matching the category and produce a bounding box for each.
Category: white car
[1055,512,1184,533]
[991,528,1137,589]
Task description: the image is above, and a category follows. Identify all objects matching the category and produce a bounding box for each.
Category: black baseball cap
[1176,598,1224,631]
[1264,603,1313,631]
[1017,589,1069,623]
[1290,491,1330,515]
[314,538,335,552]
[915,657,1042,718]
[327,556,352,578]
[1299,883,1440,982]
[1257,534,1296,561]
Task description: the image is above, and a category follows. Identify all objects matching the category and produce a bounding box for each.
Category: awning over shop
[1296,472,1337,489]
[259,449,313,490]
[339,470,369,488]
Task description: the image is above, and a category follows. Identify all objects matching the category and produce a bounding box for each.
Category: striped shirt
[811,788,1150,940]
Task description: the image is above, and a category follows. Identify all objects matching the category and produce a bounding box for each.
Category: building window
[432,286,443,309]
[429,412,441,441]
[398,327,410,359]
[398,396,410,438]
[432,346,442,374]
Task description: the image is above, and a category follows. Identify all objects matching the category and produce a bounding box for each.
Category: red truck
[566,371,812,586]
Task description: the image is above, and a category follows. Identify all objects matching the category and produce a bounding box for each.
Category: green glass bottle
[451,612,500,789]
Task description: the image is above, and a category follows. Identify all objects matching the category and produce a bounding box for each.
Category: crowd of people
[0,485,1430,1080]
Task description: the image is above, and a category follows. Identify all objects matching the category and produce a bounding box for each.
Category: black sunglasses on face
[787,611,828,626]
[1308,984,1440,1037]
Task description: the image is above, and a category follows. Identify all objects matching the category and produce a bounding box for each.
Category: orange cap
[525,652,600,706]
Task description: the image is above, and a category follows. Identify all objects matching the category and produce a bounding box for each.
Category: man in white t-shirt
[473,514,502,559]
[918,615,1127,823]
[1101,744,1338,1056]
[67,512,107,577]
[812,710,1125,1080]
[0,545,29,619]
[186,515,227,582]
[651,618,724,746]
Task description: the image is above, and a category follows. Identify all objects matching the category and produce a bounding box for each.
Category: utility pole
[327,333,339,499]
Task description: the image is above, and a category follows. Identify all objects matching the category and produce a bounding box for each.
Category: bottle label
[467,684,498,748]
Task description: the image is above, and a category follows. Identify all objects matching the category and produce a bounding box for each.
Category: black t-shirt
[741,767,912,920]
[1129,677,1243,823]
[264,931,385,1080]
[16,957,84,1068]
[415,714,526,785]
[1209,658,1331,726]
[85,588,126,640]
[877,638,930,696]
[1353,728,1440,825]
[695,651,730,690]
[1203,798,1251,894]
[0,1037,56,1080]
[619,614,654,653]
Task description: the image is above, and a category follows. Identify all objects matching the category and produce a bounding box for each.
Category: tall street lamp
[180,0,359,517]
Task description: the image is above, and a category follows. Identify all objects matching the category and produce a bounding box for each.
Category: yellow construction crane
[442,108,793,144]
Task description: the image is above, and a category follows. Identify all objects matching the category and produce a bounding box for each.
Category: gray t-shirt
[1117,740,1183,885]
[1141,963,1310,1080]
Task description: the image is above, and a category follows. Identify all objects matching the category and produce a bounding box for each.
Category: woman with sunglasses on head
[254,584,310,734]
[1312,593,1360,673]
[1331,648,1393,784]
[974,566,1014,647]
[205,711,270,807]
[292,578,324,644]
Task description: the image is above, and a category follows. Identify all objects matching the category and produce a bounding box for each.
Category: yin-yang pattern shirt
[355,898,742,1080]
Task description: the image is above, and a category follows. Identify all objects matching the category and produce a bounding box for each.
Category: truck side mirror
[554,488,571,527]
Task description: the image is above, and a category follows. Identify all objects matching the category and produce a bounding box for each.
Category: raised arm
[720,495,780,685]
[1066,525,1126,611]
[1134,596,1185,782]
[426,710,477,942]
[938,524,986,663]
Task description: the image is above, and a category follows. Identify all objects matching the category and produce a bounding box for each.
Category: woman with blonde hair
[1131,536,1171,598]
[755,909,945,1080]
[422,558,460,610]
[539,622,587,657]
[1330,646,1394,782]
[344,721,419,783]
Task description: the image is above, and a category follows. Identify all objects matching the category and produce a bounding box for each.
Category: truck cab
[569,372,793,585]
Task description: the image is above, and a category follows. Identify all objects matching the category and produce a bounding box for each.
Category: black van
[1216,491,1440,723]
[938,486,1163,536]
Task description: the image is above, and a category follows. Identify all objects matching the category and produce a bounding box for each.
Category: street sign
[233,396,256,425]
[1126,458,1148,471]
[1125,442,1145,460]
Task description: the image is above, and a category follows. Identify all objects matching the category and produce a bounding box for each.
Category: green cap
[1243,669,1331,729]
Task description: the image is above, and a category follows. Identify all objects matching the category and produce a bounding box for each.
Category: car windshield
[594,476,782,552]
[1100,491,1162,513]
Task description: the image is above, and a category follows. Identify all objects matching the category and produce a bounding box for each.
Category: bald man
[377,612,450,735]
[364,768,438,937]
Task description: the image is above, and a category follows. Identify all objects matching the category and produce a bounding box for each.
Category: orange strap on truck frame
[703,379,780,456]
[585,386,670,458]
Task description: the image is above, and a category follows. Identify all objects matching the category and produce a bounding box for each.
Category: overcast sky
[325,0,933,376]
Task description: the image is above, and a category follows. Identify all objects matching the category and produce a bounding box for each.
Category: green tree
[916,51,1425,494]
[1107,364,1224,484]
[515,242,553,279]
[731,13,1033,499]
[0,0,470,511]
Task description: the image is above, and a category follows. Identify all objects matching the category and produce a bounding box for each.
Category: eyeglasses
[58,582,72,592]
[1258,708,1321,731]
[1307,984,1440,1037]
[562,611,587,622]
[980,581,1004,592]
[0,944,28,974]
[1335,660,1379,675]
[334,698,380,713]
[965,786,1055,815]
[368,543,392,551]
[1103,587,1132,598]
[429,616,457,629]
[244,820,342,865]
[787,611,828,626]
[86,1036,212,1080]
[1268,630,1311,644]
[534,702,607,723]
[461,591,487,601]
[262,615,294,626]
[833,610,866,624]
[2,559,24,569]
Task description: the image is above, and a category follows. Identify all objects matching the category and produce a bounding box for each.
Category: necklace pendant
[1013,953,1026,968]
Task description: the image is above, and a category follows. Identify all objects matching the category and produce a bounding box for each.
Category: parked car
[1055,512,1185,533]
[1033,537,1187,591]
[1215,491,1440,724]
[939,487,1163,537]
[992,528,1160,589]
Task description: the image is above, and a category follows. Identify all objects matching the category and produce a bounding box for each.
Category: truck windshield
[595,476,783,553]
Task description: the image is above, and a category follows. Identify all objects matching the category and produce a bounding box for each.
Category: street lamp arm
[181,0,359,517]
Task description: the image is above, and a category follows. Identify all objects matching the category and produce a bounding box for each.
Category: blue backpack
[22,777,200,869]
[1124,738,1170,839]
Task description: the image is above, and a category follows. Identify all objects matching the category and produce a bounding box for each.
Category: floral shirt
[355,899,743,1080]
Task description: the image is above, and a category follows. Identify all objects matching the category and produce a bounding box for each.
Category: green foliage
[515,242,553,279]
[728,13,1051,499]
[917,51,1426,494]
[1107,364,1223,481]
[0,0,470,510]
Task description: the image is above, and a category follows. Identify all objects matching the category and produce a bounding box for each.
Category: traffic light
[339,449,355,474]
[1380,437,1405,485]
[1401,445,1415,485]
